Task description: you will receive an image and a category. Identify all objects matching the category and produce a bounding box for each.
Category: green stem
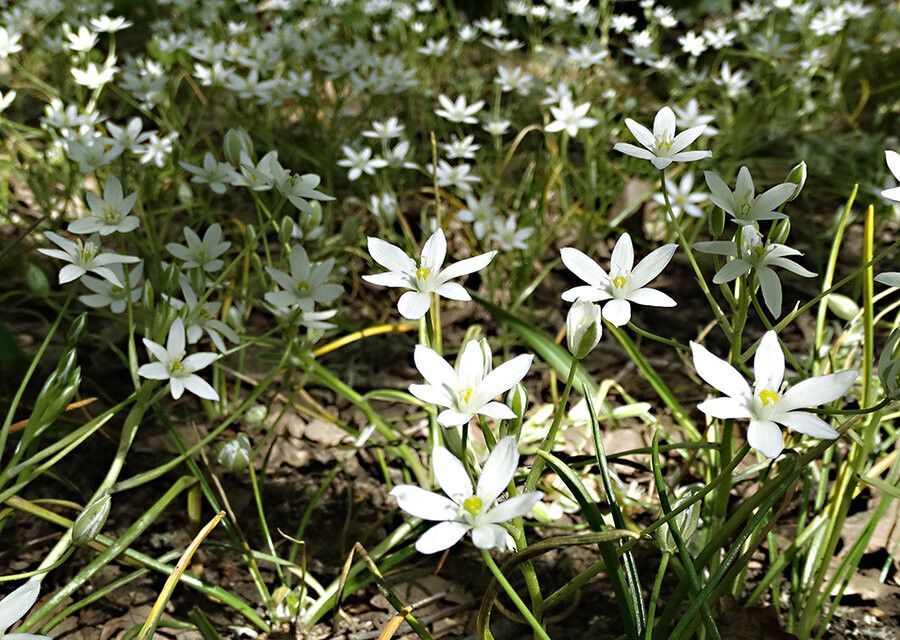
[481,550,552,640]
[525,359,577,492]
[643,552,670,640]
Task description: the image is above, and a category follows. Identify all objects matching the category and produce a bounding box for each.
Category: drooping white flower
[138,318,220,401]
[264,245,343,312]
[690,331,857,458]
[180,153,240,194]
[545,94,598,137]
[38,232,139,286]
[704,167,795,225]
[614,106,712,170]
[881,150,900,202]
[390,436,544,553]
[68,176,139,236]
[567,300,603,360]
[410,339,532,427]
[0,579,52,639]
[166,224,231,272]
[560,233,677,326]
[363,229,495,320]
[80,263,143,314]
[695,227,815,317]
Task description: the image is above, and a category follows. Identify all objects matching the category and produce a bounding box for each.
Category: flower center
[758,388,780,406]
[612,275,628,290]
[415,265,431,281]
[462,495,483,517]
[655,132,673,151]
[295,280,310,293]
[459,387,474,404]
[171,361,184,373]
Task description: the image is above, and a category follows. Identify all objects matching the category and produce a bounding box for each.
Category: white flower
[337,146,387,181]
[560,233,677,326]
[614,106,712,170]
[433,160,481,193]
[457,192,497,239]
[71,60,119,89]
[545,95,598,137]
[678,31,707,56]
[38,232,139,286]
[90,15,133,32]
[391,436,543,553]
[138,318,220,401]
[695,227,815,317]
[881,150,900,202]
[363,229,495,320]
[67,25,98,52]
[0,579,52,639]
[68,176,139,235]
[0,27,23,59]
[652,172,708,218]
[180,153,240,194]
[672,99,718,136]
[410,339,532,427]
[704,167,795,225]
[137,132,177,168]
[168,277,239,352]
[611,14,637,32]
[567,300,602,360]
[417,36,449,56]
[166,224,231,272]
[0,90,15,113]
[441,134,480,160]
[106,117,151,154]
[362,117,405,141]
[489,215,534,251]
[80,263,143,314]
[264,245,343,312]
[435,94,485,124]
[690,331,857,458]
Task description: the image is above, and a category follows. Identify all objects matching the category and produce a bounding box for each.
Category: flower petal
[753,331,785,392]
[697,396,751,419]
[478,354,533,402]
[439,251,496,281]
[779,370,857,412]
[484,491,543,524]
[602,299,631,327]
[0,580,41,633]
[560,247,608,287]
[470,523,511,550]
[689,341,751,398]
[610,233,634,273]
[398,291,431,319]
[627,287,676,307]
[390,485,459,520]
[432,446,473,502]
[748,419,784,458]
[413,345,456,389]
[415,521,470,554]
[476,435,519,506]
[776,411,839,439]
[630,243,676,289]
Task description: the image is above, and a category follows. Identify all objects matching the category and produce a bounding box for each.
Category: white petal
[757,267,783,317]
[137,362,169,380]
[689,341,751,398]
[779,370,857,412]
[630,243,676,289]
[415,521,471,554]
[0,580,41,633]
[747,419,784,458]
[181,375,220,401]
[627,287,676,307]
[484,492,543,524]
[669,124,706,154]
[561,285,609,303]
[390,485,459,520]
[753,331,785,391]
[560,247,608,287]
[367,236,415,272]
[653,106,676,139]
[476,436,518,506]
[602,299,631,326]
[712,260,751,284]
[409,383,453,407]
[437,409,474,427]
[478,401,517,420]
[478,354,533,402]
[624,118,655,149]
[414,345,456,388]
[875,272,900,287]
[422,228,447,270]
[470,523,510,550]
[439,251,496,281]
[398,291,431,319]
[776,411,839,439]
[432,446,473,501]
[613,143,656,161]
[362,272,410,288]
[610,233,634,272]
[167,318,186,356]
[435,282,471,300]
[697,396,751,419]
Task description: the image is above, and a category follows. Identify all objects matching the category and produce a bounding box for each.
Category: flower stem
[481,549,552,640]
[525,358,577,492]
[643,552,671,640]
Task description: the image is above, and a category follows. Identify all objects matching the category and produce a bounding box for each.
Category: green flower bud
[707,206,725,238]
[566,300,602,360]
[826,294,859,321]
[244,404,267,427]
[657,486,701,554]
[785,161,807,202]
[279,217,296,244]
[223,128,254,167]
[216,433,252,472]
[68,313,88,344]
[25,263,50,297]
[73,492,111,546]
[305,201,323,231]
[506,383,528,421]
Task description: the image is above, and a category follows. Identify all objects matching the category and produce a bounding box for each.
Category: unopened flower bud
[223,128,254,167]
[68,313,88,344]
[506,383,527,421]
[657,486,701,554]
[25,263,50,297]
[707,206,725,238]
[73,492,111,546]
[244,404,267,427]
[216,433,252,471]
[566,301,602,360]
[785,161,807,202]
[826,294,859,321]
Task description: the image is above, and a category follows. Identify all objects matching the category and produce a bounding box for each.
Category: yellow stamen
[415,265,431,281]
[460,387,474,404]
[759,389,779,406]
[612,275,628,289]
[463,496,483,517]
